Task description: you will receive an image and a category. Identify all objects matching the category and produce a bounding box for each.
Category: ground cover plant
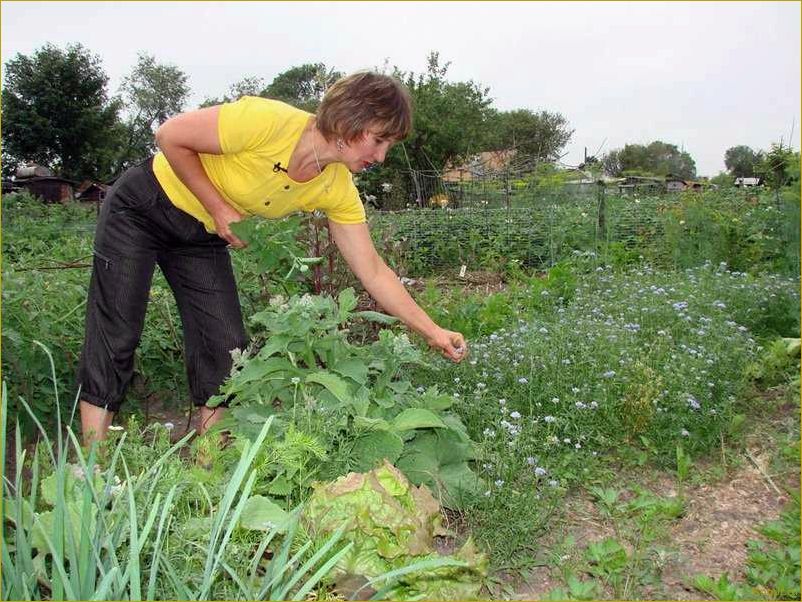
[410,256,800,566]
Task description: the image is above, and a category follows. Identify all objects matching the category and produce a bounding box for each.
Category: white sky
[2,1,800,176]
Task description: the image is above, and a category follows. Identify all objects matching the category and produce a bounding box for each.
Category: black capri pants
[77,158,248,412]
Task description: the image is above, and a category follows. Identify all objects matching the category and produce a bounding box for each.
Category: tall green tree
[394,52,495,170]
[484,108,573,162]
[724,145,762,178]
[114,53,190,173]
[262,63,343,112]
[1,43,122,180]
[603,141,697,179]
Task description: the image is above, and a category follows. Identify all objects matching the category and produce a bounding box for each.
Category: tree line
[2,43,797,195]
[1,45,574,184]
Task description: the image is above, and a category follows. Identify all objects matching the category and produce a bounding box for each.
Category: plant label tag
[459,265,467,279]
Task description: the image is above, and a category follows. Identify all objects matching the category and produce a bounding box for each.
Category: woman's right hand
[212,204,247,248]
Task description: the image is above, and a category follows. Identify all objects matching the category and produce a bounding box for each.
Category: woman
[78,71,467,446]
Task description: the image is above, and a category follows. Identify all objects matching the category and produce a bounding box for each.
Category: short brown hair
[316,72,412,143]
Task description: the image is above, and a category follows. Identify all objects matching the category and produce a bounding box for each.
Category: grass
[1,362,357,601]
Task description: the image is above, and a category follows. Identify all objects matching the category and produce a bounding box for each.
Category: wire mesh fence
[369,184,800,277]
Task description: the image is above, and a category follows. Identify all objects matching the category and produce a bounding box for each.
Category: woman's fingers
[435,331,467,363]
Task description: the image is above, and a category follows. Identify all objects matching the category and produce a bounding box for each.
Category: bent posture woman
[77,72,467,446]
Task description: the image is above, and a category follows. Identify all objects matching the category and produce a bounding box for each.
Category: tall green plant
[0,347,359,601]
[211,288,481,507]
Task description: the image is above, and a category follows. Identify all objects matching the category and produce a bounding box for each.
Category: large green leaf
[332,359,369,385]
[239,495,291,533]
[235,357,297,384]
[267,474,294,497]
[350,431,405,472]
[337,288,358,322]
[256,335,292,359]
[397,430,480,507]
[353,416,391,431]
[352,310,399,325]
[350,386,371,417]
[306,371,352,404]
[418,388,455,411]
[395,450,440,487]
[415,429,473,465]
[391,408,447,432]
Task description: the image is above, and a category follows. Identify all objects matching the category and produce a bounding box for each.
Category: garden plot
[2,189,800,600]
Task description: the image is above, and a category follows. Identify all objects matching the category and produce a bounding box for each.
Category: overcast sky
[2,1,800,176]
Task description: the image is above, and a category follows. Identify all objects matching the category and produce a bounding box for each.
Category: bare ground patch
[507,389,799,600]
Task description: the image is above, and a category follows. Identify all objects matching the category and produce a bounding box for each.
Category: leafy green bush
[212,289,481,508]
[369,188,800,277]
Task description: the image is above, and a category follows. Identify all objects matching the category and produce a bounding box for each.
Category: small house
[13,163,77,203]
[76,180,109,203]
[442,149,518,182]
[617,176,663,195]
[16,176,78,203]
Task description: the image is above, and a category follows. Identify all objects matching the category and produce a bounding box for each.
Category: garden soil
[510,391,800,600]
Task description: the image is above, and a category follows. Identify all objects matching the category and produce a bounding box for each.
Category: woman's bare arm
[329,220,467,361]
[155,106,246,247]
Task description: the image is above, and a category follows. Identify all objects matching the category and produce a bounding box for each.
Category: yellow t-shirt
[152,97,366,232]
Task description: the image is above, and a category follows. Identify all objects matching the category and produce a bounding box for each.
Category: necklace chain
[312,137,323,175]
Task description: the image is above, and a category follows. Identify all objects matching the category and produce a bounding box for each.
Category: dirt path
[511,393,800,600]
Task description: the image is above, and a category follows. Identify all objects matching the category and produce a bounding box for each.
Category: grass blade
[291,541,355,601]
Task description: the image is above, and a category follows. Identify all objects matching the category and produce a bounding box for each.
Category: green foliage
[1,194,188,430]
[409,260,798,564]
[114,52,190,173]
[302,461,487,600]
[262,63,343,113]
[212,289,480,507]
[745,338,801,387]
[198,76,266,108]
[231,215,320,295]
[603,140,697,179]
[1,43,122,180]
[396,52,495,170]
[711,171,736,188]
[0,379,367,601]
[756,144,800,189]
[725,145,762,178]
[370,187,800,278]
[484,107,574,162]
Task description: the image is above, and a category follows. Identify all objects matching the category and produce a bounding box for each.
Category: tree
[199,76,265,108]
[1,43,122,180]
[395,52,496,169]
[710,171,735,188]
[262,63,343,112]
[602,141,696,179]
[484,108,573,162]
[114,53,190,173]
[724,145,761,178]
[602,149,623,177]
[353,53,497,207]
[756,143,799,189]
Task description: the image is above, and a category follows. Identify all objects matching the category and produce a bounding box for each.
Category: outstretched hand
[427,328,468,363]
